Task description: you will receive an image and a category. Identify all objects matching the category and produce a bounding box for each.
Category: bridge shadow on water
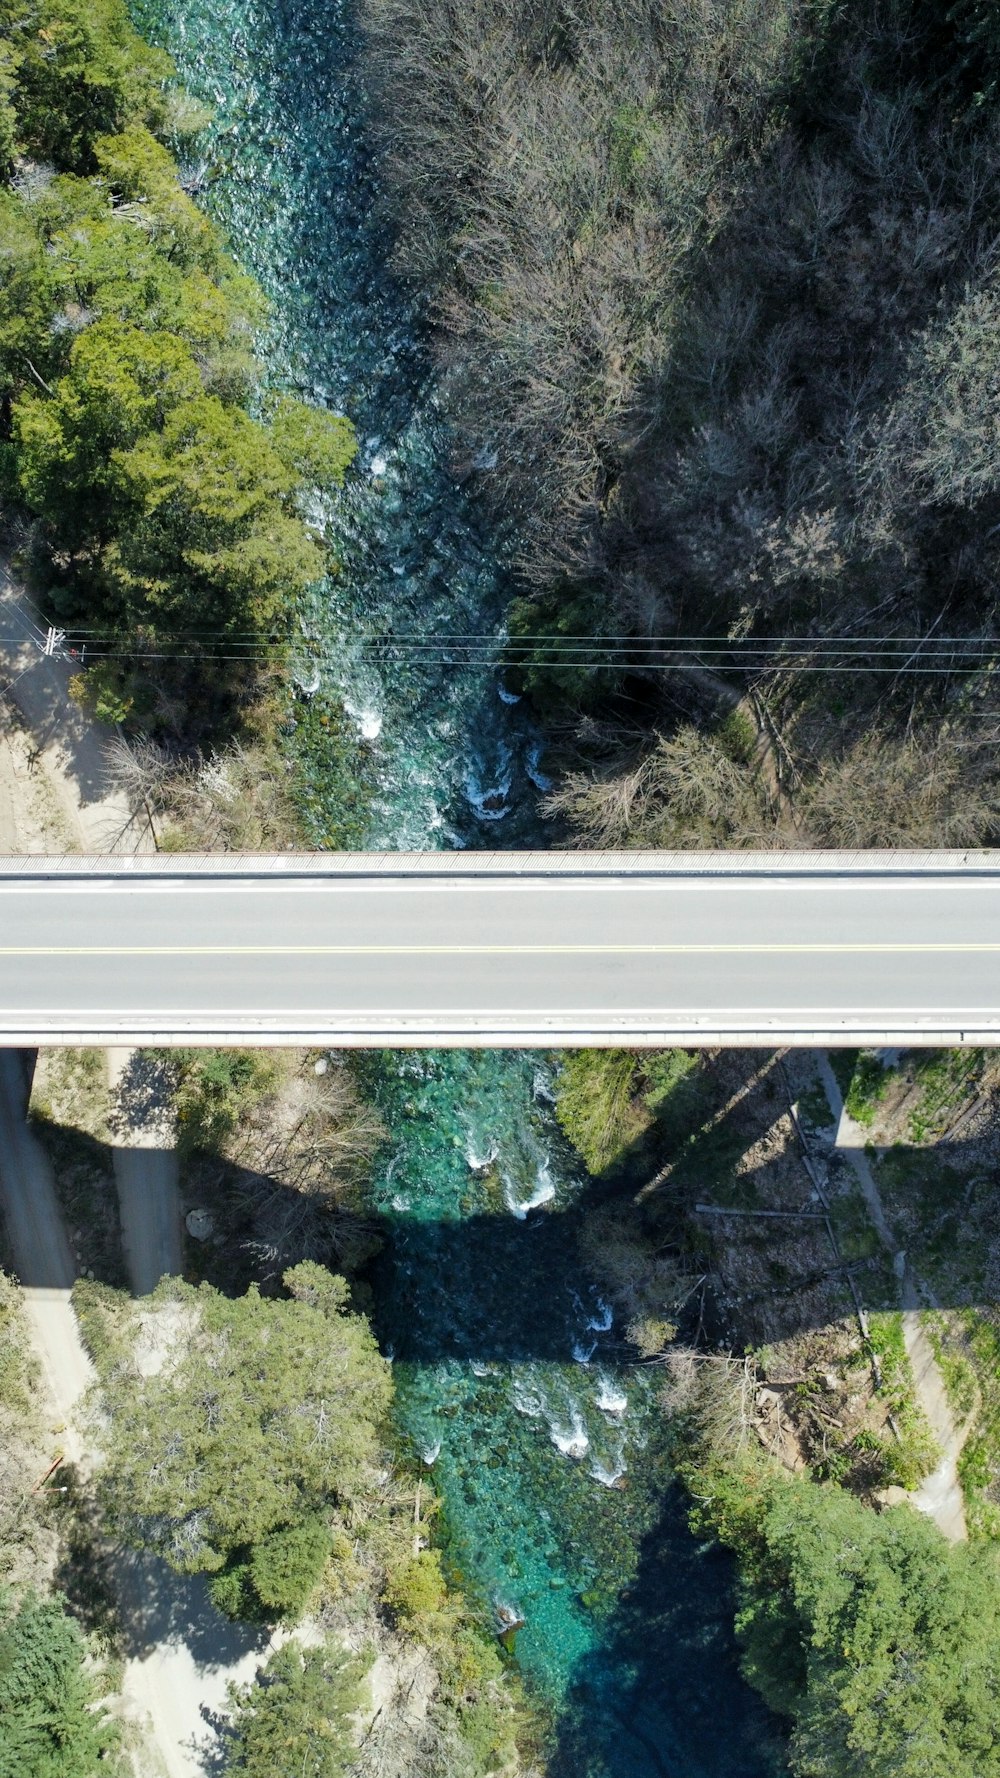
[375,1211,787,1777]
[8,1044,994,1777]
[545,1510,786,1778]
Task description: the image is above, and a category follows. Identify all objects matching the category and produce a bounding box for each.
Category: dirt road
[0,1046,272,1775]
[107,1049,183,1296]
[0,1050,93,1458]
[0,572,269,1773]
[818,1053,968,1541]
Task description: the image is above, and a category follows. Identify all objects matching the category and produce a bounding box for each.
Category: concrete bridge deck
[0,851,997,1048]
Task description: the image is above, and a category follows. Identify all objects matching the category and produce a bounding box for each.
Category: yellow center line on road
[0,943,999,957]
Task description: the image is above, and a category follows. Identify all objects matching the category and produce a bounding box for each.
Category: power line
[23,649,1000,676]
[11,628,1000,654]
[9,628,1000,674]
[32,628,1000,646]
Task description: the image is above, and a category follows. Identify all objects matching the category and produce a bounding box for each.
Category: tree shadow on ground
[110,1547,269,1668]
[106,1049,175,1141]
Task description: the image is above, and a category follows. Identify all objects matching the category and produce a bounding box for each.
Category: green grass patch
[554,1047,702,1176]
[866,1311,940,1489]
[843,1051,893,1126]
[927,1314,980,1423]
[939,1309,1000,1538]
[907,1049,989,1142]
[828,1050,858,1099]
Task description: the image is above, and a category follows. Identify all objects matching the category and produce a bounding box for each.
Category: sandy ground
[0,572,149,855]
[115,1558,277,1776]
[0,703,77,854]
[818,1053,968,1541]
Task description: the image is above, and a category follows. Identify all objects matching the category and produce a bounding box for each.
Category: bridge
[0,850,997,1048]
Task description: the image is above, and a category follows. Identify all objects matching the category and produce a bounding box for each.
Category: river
[133,0,787,1769]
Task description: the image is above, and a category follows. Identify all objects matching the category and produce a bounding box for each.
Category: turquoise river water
[135,0,787,1769]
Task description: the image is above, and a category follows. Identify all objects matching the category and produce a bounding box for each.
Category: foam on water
[596,1374,629,1416]
[504,1160,557,1220]
[586,1296,615,1333]
[344,698,383,740]
[550,1412,590,1459]
[465,1135,499,1172]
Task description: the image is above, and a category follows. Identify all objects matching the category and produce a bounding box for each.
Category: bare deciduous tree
[542,723,777,847]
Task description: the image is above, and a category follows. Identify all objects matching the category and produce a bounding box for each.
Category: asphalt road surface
[1,857,999,1045]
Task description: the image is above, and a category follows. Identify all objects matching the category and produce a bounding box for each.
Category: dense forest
[361,0,1000,848]
[0,0,354,739]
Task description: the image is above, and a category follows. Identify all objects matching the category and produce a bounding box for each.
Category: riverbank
[8,1,996,1774]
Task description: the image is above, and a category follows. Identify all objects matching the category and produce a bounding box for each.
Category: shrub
[171,1048,281,1153]
[224,1642,361,1778]
[0,1589,119,1776]
[383,1550,450,1626]
[93,1271,391,1584]
[249,1517,332,1620]
[555,1049,647,1174]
